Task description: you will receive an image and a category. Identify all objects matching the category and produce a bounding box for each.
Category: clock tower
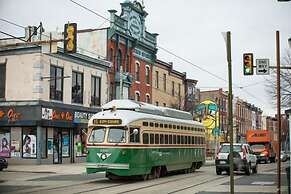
[107,0,158,103]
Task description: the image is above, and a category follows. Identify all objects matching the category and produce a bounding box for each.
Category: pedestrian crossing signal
[64,23,77,53]
[243,53,254,75]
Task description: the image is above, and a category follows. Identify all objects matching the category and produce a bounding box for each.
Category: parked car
[215,143,257,176]
[0,157,8,171]
[281,151,290,162]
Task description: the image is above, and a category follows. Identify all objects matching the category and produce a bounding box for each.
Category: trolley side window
[88,128,106,143]
[130,128,140,143]
[150,134,154,144]
[108,128,126,143]
[143,133,149,144]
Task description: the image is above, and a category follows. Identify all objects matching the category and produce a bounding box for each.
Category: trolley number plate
[93,119,122,125]
[220,161,226,164]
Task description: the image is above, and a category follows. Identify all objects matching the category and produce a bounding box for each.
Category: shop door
[53,130,62,164]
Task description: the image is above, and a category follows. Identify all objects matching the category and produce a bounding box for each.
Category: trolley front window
[108,128,126,143]
[89,128,106,143]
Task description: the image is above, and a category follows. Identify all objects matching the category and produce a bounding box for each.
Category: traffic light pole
[226,31,234,194]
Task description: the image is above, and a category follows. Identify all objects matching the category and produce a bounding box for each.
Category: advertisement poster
[62,134,69,157]
[11,140,20,157]
[47,138,53,155]
[0,133,10,157]
[23,135,36,158]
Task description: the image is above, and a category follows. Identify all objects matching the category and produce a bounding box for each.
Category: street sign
[256,59,270,75]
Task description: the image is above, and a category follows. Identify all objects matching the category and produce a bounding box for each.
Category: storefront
[0,101,99,164]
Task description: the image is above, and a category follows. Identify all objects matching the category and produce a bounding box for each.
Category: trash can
[287,166,290,194]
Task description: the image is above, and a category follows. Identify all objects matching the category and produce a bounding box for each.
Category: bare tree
[265,50,291,108]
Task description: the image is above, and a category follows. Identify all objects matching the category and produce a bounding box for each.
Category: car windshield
[88,127,106,143]
[251,144,265,149]
[220,145,241,153]
[108,127,126,143]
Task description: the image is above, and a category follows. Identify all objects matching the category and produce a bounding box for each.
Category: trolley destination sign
[93,119,122,125]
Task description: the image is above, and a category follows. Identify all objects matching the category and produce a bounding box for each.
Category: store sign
[0,108,21,122]
[41,108,73,121]
[93,119,122,125]
[74,112,95,123]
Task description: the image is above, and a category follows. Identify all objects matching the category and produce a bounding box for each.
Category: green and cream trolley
[86,100,206,179]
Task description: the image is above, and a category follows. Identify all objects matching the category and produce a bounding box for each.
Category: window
[160,134,164,144]
[74,128,87,157]
[159,123,164,128]
[91,76,101,106]
[169,135,173,144]
[126,54,130,72]
[172,81,175,96]
[177,135,181,144]
[192,136,194,144]
[155,123,159,127]
[154,134,159,144]
[143,133,149,144]
[135,62,140,82]
[150,122,154,127]
[135,91,140,101]
[117,49,122,71]
[163,73,166,91]
[146,94,150,103]
[178,83,181,97]
[164,124,168,128]
[165,135,169,144]
[130,128,140,143]
[72,71,83,104]
[0,63,6,98]
[108,48,113,62]
[173,135,177,144]
[163,103,166,107]
[173,125,176,129]
[150,134,154,144]
[108,128,126,143]
[50,66,63,101]
[89,128,106,143]
[155,71,159,88]
[169,124,172,129]
[22,128,37,158]
[156,101,159,106]
[0,128,10,157]
[146,65,150,84]
[143,122,149,126]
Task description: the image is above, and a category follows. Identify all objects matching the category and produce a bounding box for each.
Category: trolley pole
[226,31,234,194]
[276,30,281,194]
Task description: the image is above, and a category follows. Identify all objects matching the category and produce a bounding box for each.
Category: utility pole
[276,30,281,194]
[226,31,234,194]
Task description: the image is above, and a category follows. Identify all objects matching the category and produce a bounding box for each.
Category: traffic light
[243,53,254,75]
[64,23,77,53]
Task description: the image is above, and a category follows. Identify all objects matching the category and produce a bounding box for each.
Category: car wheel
[245,163,251,176]
[216,168,222,175]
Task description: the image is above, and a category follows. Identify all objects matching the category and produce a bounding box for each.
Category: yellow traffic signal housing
[64,23,77,53]
[243,53,254,75]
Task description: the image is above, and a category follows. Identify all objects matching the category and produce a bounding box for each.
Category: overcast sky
[1,0,291,116]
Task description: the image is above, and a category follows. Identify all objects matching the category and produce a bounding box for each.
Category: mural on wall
[195,99,221,142]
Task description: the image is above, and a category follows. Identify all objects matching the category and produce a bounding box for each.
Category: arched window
[146,94,150,103]
[117,49,122,71]
[135,91,140,101]
[145,65,150,84]
[135,61,140,82]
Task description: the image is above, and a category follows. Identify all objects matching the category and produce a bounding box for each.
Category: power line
[0,17,107,60]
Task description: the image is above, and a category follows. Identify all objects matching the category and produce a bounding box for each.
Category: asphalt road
[0,162,289,194]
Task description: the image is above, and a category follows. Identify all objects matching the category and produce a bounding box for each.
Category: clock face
[128,13,141,39]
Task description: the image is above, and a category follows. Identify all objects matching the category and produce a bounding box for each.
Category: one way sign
[256,59,270,75]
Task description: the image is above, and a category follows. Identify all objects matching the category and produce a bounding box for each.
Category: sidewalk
[6,163,87,174]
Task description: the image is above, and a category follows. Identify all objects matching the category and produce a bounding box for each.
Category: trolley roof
[89,100,204,127]
[102,99,193,120]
